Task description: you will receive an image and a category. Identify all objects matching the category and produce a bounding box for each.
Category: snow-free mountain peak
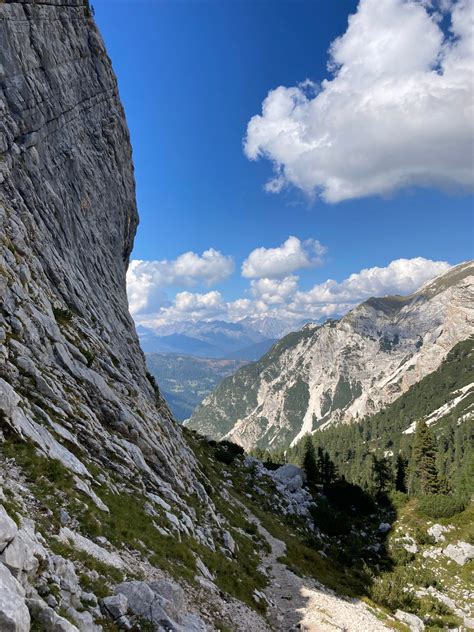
[188,261,474,450]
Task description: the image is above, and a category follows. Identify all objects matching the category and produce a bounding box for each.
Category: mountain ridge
[188,261,474,450]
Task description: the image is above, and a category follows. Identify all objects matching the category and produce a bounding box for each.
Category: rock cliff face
[188,262,474,450]
[0,2,233,629]
[0,0,197,499]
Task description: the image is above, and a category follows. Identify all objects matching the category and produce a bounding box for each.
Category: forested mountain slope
[146,353,247,420]
[287,337,473,493]
[188,262,474,450]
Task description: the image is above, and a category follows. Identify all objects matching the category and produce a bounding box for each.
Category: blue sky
[93,0,473,329]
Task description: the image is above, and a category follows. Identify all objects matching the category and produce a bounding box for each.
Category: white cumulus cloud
[293,257,452,306]
[242,236,326,279]
[173,290,225,314]
[127,249,234,314]
[250,275,299,304]
[132,256,453,329]
[244,0,474,202]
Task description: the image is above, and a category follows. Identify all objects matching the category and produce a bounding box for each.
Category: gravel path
[255,520,390,631]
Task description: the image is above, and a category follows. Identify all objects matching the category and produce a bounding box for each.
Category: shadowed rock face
[0,0,197,496]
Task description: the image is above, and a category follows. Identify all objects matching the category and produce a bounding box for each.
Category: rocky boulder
[115,579,207,631]
[427,523,452,543]
[443,541,474,566]
[27,598,79,632]
[0,506,17,553]
[395,609,424,631]
[0,563,30,632]
[272,464,306,488]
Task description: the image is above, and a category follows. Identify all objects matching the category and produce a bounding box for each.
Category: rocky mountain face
[0,0,206,511]
[188,262,474,450]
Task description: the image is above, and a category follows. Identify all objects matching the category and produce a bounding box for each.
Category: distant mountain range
[137,317,295,359]
[187,261,474,450]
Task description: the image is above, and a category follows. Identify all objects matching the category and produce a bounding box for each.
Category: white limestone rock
[0,563,30,632]
[223,530,236,554]
[115,581,173,627]
[395,609,424,631]
[0,506,17,553]
[272,464,305,490]
[57,528,125,569]
[26,598,79,632]
[0,527,39,582]
[443,541,474,566]
[101,593,128,620]
[196,557,214,581]
[115,580,207,631]
[67,608,101,632]
[427,523,453,543]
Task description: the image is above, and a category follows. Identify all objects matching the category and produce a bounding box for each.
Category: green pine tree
[371,454,392,496]
[322,451,337,485]
[394,454,407,493]
[302,435,319,486]
[408,420,440,495]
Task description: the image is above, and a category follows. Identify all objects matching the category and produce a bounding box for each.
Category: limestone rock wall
[0,0,198,505]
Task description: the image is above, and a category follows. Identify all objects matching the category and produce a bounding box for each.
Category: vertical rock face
[0,0,196,495]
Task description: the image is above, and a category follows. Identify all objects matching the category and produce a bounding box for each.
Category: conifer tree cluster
[282,338,473,506]
[407,419,440,495]
[299,435,338,487]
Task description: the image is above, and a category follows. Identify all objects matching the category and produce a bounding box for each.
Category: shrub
[416,494,466,519]
[413,526,435,546]
[390,542,414,566]
[388,490,409,510]
[146,371,158,391]
[214,440,244,464]
[53,307,73,326]
[370,568,419,612]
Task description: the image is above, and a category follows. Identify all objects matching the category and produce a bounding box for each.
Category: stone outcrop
[0,563,31,632]
[443,541,474,566]
[243,458,315,523]
[114,579,207,631]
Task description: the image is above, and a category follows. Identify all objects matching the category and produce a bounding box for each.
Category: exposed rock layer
[0,1,219,628]
[0,0,197,496]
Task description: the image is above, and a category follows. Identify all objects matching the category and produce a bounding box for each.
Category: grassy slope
[2,419,471,631]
